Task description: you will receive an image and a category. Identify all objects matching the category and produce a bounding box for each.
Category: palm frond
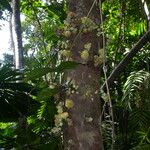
[122,70,150,110]
[0,65,38,122]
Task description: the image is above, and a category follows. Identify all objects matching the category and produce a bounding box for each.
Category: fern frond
[131,144,150,150]
[122,70,150,110]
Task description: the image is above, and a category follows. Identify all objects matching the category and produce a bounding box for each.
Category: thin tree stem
[99,1,115,149]
[101,30,150,90]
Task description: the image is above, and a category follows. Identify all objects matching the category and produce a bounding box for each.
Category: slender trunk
[12,0,23,69]
[9,12,15,66]
[101,30,150,90]
[63,0,103,149]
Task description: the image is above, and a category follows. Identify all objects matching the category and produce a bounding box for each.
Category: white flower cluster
[51,102,69,134]
[60,50,72,60]
[58,40,69,49]
[80,42,92,61]
[81,17,97,33]
[94,48,105,66]
[63,12,78,37]
[58,40,72,60]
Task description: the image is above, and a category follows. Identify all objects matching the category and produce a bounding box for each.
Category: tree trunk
[63,0,103,149]
[12,0,23,69]
[9,11,15,66]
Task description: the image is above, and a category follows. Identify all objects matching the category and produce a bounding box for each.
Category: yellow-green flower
[81,50,89,60]
[65,99,74,109]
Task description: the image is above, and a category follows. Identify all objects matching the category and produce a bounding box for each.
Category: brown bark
[63,1,103,150]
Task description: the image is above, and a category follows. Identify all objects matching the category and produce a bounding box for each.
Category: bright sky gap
[0,19,10,60]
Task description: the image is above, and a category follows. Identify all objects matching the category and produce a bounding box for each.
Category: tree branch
[101,30,150,90]
[141,0,150,29]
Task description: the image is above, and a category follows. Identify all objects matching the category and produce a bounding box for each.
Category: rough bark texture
[12,0,23,69]
[63,0,103,149]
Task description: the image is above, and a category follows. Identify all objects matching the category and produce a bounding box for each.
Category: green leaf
[0,0,12,11]
[37,88,58,102]
[26,61,79,80]
[25,67,54,81]
[55,61,79,72]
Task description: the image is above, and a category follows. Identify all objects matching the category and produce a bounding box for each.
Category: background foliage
[0,0,150,149]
